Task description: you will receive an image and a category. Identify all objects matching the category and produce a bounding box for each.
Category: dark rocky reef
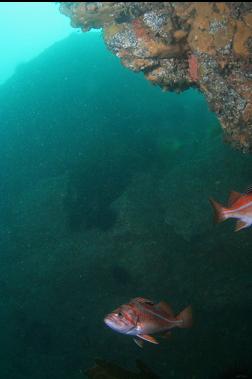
[85,359,159,379]
[59,2,252,153]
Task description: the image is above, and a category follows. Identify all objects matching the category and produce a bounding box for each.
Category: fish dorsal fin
[131,297,154,305]
[246,185,252,195]
[235,220,251,232]
[155,302,174,318]
[137,334,159,344]
[228,191,242,206]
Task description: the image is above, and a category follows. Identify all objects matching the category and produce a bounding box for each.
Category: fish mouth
[104,314,123,331]
[104,315,115,328]
[104,314,135,334]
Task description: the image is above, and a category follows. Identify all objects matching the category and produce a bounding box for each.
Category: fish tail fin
[176,305,193,328]
[209,197,227,223]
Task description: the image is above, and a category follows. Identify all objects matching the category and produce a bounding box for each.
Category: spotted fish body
[210,187,252,231]
[104,297,192,346]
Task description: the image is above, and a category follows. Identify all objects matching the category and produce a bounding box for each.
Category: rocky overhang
[59,2,252,153]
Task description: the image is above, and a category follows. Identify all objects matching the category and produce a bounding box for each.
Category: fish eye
[117,311,123,318]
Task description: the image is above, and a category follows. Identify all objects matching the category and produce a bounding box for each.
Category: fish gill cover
[0,6,251,379]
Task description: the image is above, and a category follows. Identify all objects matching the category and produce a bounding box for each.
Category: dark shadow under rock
[64,157,132,232]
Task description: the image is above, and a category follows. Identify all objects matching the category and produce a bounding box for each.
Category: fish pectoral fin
[235,220,251,232]
[137,334,159,344]
[133,338,144,348]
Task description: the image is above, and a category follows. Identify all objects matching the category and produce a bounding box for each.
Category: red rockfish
[104,297,193,346]
[209,187,252,231]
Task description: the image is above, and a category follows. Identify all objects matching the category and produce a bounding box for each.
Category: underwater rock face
[60,2,252,153]
[85,358,160,379]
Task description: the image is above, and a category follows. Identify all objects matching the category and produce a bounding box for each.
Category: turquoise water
[0,30,251,379]
[0,2,74,84]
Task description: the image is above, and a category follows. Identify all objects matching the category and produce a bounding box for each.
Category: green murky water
[0,32,251,379]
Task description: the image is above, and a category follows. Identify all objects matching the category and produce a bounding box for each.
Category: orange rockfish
[104,297,192,346]
[209,187,252,231]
